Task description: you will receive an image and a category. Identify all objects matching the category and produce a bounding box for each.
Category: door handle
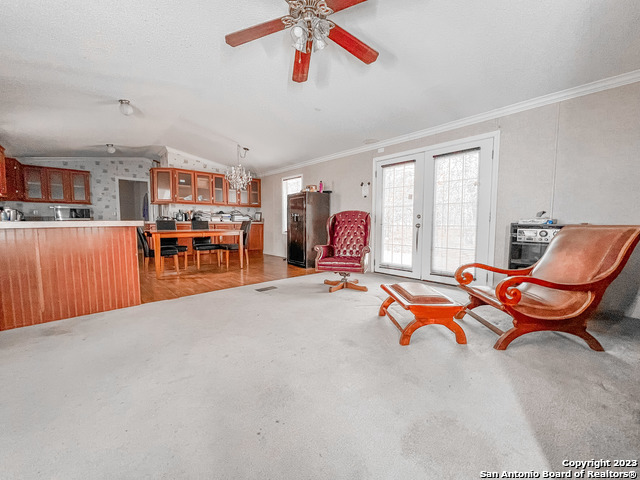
[415,223,421,250]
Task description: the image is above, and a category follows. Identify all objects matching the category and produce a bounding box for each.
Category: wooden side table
[379,283,466,345]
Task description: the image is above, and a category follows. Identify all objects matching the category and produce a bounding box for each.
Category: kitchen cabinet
[71,172,90,202]
[175,170,194,203]
[150,167,261,207]
[195,172,212,204]
[248,179,261,207]
[23,166,91,204]
[47,169,67,202]
[248,223,263,251]
[225,178,260,207]
[24,166,46,201]
[0,151,24,201]
[212,174,226,205]
[151,168,174,204]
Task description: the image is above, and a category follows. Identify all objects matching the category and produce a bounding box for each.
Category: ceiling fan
[225,0,379,83]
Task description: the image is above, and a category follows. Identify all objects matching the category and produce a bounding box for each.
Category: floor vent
[255,286,277,292]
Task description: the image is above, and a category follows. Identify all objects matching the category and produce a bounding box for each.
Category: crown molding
[262,69,640,177]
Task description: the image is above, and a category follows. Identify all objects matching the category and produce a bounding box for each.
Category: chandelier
[282,0,334,52]
[225,145,252,191]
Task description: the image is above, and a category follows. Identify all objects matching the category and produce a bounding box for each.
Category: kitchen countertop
[0,221,144,229]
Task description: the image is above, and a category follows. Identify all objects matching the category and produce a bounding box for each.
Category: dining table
[151,228,243,278]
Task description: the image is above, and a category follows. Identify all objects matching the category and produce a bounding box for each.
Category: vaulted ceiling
[1,0,639,174]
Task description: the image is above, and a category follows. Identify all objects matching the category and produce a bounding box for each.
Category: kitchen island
[0,221,143,330]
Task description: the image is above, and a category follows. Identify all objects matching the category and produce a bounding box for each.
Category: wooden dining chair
[156,220,189,269]
[136,227,180,275]
[191,220,225,269]
[219,221,251,269]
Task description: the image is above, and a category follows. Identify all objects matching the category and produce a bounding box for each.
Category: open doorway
[118,179,150,221]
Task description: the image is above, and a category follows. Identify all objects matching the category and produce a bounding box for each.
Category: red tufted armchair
[314,211,371,293]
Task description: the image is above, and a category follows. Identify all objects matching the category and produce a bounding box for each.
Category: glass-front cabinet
[22,166,90,203]
[151,168,174,204]
[212,174,226,205]
[248,179,261,207]
[195,173,211,204]
[24,166,45,201]
[150,167,260,207]
[71,172,89,202]
[47,170,67,201]
[226,182,240,205]
[175,170,194,203]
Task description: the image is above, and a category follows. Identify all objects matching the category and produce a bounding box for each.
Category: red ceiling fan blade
[225,18,286,47]
[292,40,313,83]
[328,23,379,64]
[325,0,368,13]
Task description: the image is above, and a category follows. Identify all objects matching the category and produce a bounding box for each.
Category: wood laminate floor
[139,252,316,304]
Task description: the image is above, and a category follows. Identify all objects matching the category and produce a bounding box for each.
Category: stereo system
[516,227,562,243]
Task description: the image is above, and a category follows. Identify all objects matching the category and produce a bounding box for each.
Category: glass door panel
[155,170,172,202]
[430,149,479,277]
[48,170,65,201]
[212,175,225,204]
[176,171,193,203]
[239,188,249,205]
[374,154,424,278]
[195,173,211,203]
[72,173,87,202]
[25,167,44,200]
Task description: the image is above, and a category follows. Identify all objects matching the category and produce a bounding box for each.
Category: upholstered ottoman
[379,283,466,345]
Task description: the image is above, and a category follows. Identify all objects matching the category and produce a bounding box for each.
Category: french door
[374,134,497,285]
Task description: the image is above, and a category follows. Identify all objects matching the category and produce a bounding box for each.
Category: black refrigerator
[287,192,330,268]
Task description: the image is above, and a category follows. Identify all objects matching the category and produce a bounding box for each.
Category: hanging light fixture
[106,144,116,154]
[119,99,133,116]
[283,0,334,53]
[225,145,252,191]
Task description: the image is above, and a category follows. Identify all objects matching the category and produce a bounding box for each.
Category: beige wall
[262,82,640,315]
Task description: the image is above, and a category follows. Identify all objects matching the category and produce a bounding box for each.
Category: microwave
[50,206,93,221]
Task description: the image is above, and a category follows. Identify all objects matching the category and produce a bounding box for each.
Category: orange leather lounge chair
[454,225,640,350]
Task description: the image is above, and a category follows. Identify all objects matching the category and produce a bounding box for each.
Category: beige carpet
[0,272,638,479]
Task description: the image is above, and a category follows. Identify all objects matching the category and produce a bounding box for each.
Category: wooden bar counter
[0,221,143,331]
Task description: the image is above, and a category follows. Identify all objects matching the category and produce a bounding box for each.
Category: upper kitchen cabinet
[211,174,226,205]
[0,149,24,201]
[150,167,260,207]
[46,169,67,202]
[175,170,194,203]
[71,171,90,202]
[195,172,212,204]
[24,166,91,204]
[248,179,261,207]
[24,166,46,201]
[225,178,260,207]
[151,168,174,204]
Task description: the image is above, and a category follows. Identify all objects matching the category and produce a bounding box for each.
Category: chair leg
[183,251,188,270]
[245,249,249,266]
[225,250,229,269]
[324,273,367,293]
[197,251,201,270]
[217,250,221,267]
[494,324,605,351]
[144,256,149,271]
[173,255,180,275]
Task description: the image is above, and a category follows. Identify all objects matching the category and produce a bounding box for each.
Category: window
[282,175,302,233]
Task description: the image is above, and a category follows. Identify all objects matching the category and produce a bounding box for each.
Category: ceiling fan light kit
[225,0,378,83]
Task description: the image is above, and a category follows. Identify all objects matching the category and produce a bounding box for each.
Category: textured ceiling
[1,0,639,174]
